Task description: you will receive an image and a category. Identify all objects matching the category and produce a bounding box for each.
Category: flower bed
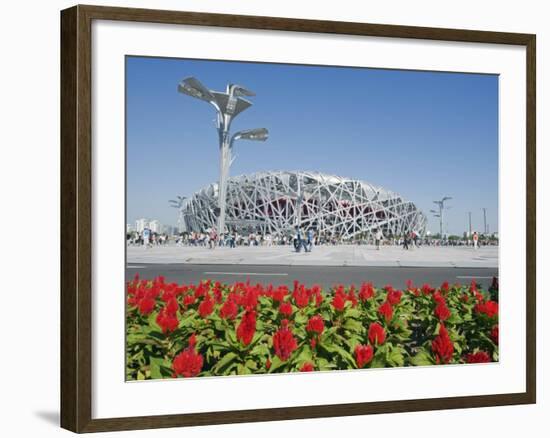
[126,275,499,379]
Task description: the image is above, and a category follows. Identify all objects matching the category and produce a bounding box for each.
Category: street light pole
[482,207,487,235]
[468,211,472,237]
[433,196,452,238]
[178,77,268,235]
[169,196,187,234]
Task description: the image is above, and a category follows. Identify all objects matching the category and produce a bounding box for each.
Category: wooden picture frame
[60,4,536,433]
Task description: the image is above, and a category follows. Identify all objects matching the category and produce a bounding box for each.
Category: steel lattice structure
[184,171,426,240]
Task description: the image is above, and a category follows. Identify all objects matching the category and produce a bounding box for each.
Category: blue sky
[126,56,498,235]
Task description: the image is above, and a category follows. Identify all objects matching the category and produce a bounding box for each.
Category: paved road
[126,263,498,290]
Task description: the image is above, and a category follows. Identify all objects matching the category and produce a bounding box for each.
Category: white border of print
[92,20,526,419]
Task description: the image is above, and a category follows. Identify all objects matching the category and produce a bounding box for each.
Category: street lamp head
[442,196,452,202]
[228,84,256,97]
[178,77,215,103]
[233,128,269,142]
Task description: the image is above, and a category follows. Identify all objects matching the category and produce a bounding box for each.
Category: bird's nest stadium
[183,171,426,240]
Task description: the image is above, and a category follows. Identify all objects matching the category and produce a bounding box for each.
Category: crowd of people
[127,228,497,250]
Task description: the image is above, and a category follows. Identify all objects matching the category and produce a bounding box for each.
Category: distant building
[126,223,134,233]
[135,218,148,233]
[149,220,161,233]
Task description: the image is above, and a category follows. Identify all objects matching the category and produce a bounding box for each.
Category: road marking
[204,271,288,276]
[127,265,146,269]
[456,276,496,279]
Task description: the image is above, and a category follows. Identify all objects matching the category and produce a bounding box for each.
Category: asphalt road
[126,263,498,290]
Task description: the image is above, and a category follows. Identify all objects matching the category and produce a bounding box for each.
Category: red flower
[475,300,499,318]
[355,344,374,368]
[156,308,179,333]
[165,298,179,314]
[421,283,434,295]
[273,325,298,361]
[279,301,293,316]
[431,324,454,364]
[300,362,314,372]
[172,336,203,378]
[387,289,403,305]
[440,281,450,293]
[306,315,325,335]
[219,298,239,320]
[347,285,358,307]
[138,297,155,315]
[359,282,374,301]
[368,322,386,345]
[198,294,215,318]
[272,286,288,303]
[293,285,310,308]
[434,302,451,321]
[266,358,271,370]
[332,292,346,311]
[406,279,414,290]
[378,301,393,323]
[183,294,196,307]
[236,309,256,346]
[490,325,499,345]
[310,337,317,349]
[465,351,491,363]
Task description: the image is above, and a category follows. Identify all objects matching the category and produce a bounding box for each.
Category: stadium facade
[183,171,426,240]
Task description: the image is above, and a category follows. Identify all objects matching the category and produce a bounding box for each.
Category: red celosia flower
[314,290,323,307]
[293,285,310,308]
[378,301,393,323]
[421,283,434,295]
[310,337,317,349]
[272,286,288,303]
[440,281,450,293]
[355,344,374,368]
[490,325,499,345]
[300,362,314,372]
[266,358,271,370]
[236,309,256,346]
[332,292,346,311]
[273,325,298,361]
[138,297,155,315]
[359,282,374,301]
[432,324,454,364]
[165,297,179,314]
[172,347,203,378]
[406,279,414,290]
[435,302,451,321]
[475,300,499,318]
[279,301,293,316]
[198,294,214,318]
[368,322,386,345]
[219,298,239,320]
[213,283,223,303]
[306,315,325,335]
[433,291,446,305]
[387,289,403,305]
[183,294,196,307]
[465,351,491,363]
[239,285,260,309]
[156,307,179,333]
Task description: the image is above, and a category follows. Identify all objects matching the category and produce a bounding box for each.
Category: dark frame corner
[60,4,536,433]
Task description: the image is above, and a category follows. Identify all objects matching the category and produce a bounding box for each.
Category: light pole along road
[178,77,269,236]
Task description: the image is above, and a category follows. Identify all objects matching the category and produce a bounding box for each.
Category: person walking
[306,228,314,252]
[375,228,383,250]
[295,226,303,252]
[473,231,479,249]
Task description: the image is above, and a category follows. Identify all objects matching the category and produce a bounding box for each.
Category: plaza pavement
[127,244,498,268]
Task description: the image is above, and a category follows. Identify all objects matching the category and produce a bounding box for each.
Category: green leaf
[343,318,363,333]
[410,349,435,366]
[212,352,238,374]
